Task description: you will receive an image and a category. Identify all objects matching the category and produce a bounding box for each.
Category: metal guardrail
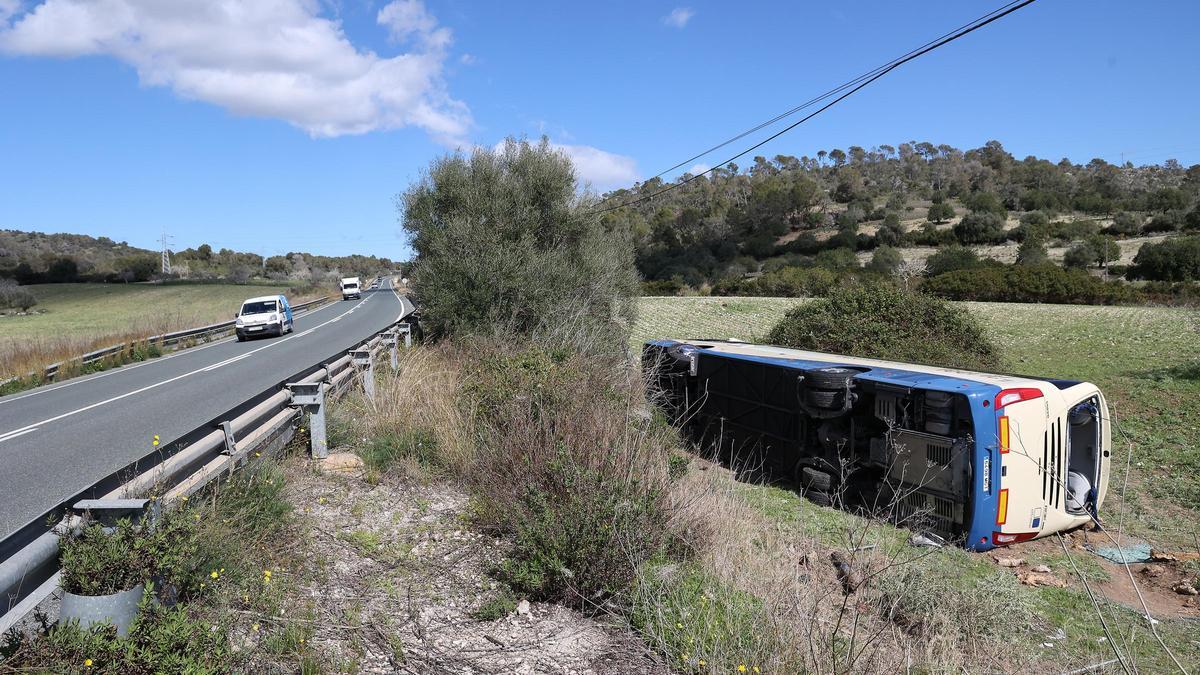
[0,308,414,634]
[2,295,335,387]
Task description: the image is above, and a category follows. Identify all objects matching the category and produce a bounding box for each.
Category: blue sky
[1,0,1197,261]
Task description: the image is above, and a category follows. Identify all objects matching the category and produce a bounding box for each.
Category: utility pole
[160,229,174,275]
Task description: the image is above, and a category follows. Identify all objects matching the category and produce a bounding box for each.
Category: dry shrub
[331,345,475,479]
[460,343,676,606]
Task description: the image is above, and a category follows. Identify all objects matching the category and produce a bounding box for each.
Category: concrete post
[398,323,412,349]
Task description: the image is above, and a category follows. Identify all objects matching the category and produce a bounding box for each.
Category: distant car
[235,294,293,341]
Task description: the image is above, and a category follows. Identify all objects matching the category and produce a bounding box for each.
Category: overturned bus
[643,339,1111,552]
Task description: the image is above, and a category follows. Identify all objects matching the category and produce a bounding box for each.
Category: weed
[471,588,518,621]
[359,428,440,481]
[632,563,779,673]
[339,530,382,556]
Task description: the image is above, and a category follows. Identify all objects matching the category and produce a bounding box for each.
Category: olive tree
[399,138,638,351]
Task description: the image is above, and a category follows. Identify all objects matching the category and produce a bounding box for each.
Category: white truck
[340,276,361,300]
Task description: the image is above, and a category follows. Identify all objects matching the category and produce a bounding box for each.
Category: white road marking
[0,293,383,443]
[0,427,38,444]
[0,298,345,407]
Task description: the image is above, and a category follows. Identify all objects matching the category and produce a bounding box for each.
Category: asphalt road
[0,281,411,540]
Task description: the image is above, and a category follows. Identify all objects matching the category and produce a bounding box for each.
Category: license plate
[248,326,263,332]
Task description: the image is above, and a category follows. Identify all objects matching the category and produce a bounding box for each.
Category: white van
[341,277,361,300]
[235,294,293,341]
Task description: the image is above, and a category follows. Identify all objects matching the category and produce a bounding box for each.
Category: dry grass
[0,282,330,381]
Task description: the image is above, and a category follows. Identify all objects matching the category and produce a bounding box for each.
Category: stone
[1031,564,1051,573]
[995,557,1024,568]
[516,599,531,616]
[319,452,363,474]
[1172,583,1198,596]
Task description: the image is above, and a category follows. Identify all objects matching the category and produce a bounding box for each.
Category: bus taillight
[992,531,1039,546]
[995,388,1043,409]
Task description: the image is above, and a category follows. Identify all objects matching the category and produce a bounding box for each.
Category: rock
[1140,564,1168,578]
[319,452,363,474]
[1031,564,1051,573]
[1172,583,1199,596]
[1018,571,1067,588]
[995,557,1024,568]
[516,599,531,616]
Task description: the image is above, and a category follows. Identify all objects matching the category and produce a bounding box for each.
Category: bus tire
[801,467,834,492]
[806,389,840,409]
[804,366,857,390]
[806,490,833,507]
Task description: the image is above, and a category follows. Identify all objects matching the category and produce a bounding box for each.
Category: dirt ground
[268,456,668,674]
[986,529,1200,621]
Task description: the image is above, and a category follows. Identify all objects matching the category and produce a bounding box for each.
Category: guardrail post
[351,349,375,399]
[219,421,237,455]
[397,322,412,350]
[382,332,399,370]
[287,382,328,459]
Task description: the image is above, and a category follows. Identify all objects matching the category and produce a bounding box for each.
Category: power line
[594,0,1039,215]
[635,0,1031,187]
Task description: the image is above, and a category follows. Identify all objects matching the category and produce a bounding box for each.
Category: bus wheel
[801,466,834,492]
[806,490,833,507]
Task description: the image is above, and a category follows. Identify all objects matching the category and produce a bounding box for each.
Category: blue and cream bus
[643,339,1110,551]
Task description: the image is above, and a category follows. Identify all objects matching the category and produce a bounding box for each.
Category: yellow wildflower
[675,622,682,629]
[84,659,93,667]
[698,660,706,666]
[739,666,747,673]
[252,623,260,632]
[754,668,761,673]
[210,570,219,579]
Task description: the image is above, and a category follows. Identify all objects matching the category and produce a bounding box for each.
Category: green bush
[1106,212,1143,237]
[1143,211,1184,233]
[712,267,842,298]
[953,212,1007,244]
[763,285,1000,370]
[1129,236,1200,281]
[0,279,37,311]
[641,278,686,296]
[923,264,1136,305]
[60,519,153,596]
[400,138,638,352]
[925,245,980,277]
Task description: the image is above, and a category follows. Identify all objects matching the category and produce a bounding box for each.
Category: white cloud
[556,142,639,190]
[0,0,471,143]
[662,7,694,28]
[377,0,450,51]
[458,52,474,65]
[492,139,639,192]
[0,0,19,22]
[687,163,710,176]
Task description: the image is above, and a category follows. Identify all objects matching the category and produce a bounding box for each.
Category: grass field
[0,282,327,379]
[633,296,1200,545]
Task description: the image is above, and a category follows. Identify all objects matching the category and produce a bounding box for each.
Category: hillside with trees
[0,229,396,286]
[598,140,1200,301]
